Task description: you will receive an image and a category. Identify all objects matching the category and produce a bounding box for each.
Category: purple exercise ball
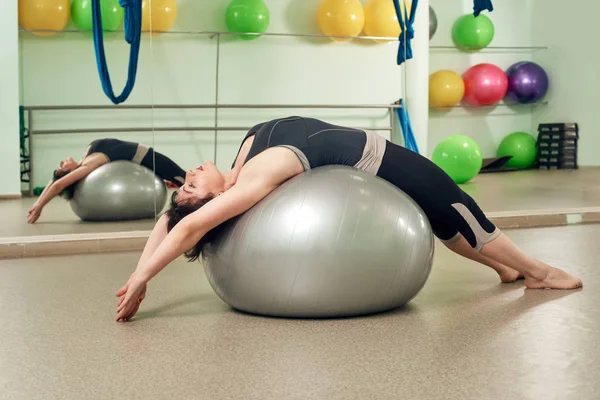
[505,62,549,104]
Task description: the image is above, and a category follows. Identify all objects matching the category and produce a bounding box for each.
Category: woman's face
[177,161,225,203]
[57,157,77,174]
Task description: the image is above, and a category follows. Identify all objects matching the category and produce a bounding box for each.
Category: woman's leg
[479,232,582,289]
[440,198,582,289]
[443,234,523,283]
[141,149,186,187]
[375,140,582,290]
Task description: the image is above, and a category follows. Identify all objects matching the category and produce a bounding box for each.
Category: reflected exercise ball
[429,6,438,40]
[363,0,400,42]
[505,62,549,104]
[317,0,365,42]
[70,161,167,222]
[18,0,70,36]
[141,0,177,36]
[225,0,270,40]
[71,0,124,31]
[497,132,538,169]
[452,13,495,50]
[204,166,434,318]
[429,70,465,107]
[462,63,508,106]
[432,135,483,184]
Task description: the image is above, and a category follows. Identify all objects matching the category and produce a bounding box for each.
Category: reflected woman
[27,138,186,224]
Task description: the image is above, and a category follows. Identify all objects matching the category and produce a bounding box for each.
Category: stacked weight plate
[537,123,579,169]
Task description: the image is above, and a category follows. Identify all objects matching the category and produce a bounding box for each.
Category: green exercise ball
[497,132,538,169]
[225,0,270,40]
[71,0,124,31]
[452,13,494,50]
[432,135,483,184]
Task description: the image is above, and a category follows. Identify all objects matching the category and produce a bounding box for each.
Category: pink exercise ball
[462,63,508,106]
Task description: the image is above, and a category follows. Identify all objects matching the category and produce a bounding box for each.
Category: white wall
[20,0,419,188]
[0,1,22,196]
[532,0,596,166]
[428,0,537,159]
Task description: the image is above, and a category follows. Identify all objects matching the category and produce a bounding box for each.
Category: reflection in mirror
[16,25,161,237]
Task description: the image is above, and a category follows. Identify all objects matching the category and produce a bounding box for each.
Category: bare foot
[498,269,524,283]
[525,267,583,290]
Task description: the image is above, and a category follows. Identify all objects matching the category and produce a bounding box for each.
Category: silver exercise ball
[204,166,434,318]
[429,6,438,40]
[70,161,167,221]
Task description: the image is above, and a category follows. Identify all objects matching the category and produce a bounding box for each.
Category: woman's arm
[134,214,169,270]
[136,176,276,283]
[27,166,96,223]
[115,178,273,321]
[225,136,255,189]
[35,179,55,203]
[115,214,169,308]
[115,148,303,321]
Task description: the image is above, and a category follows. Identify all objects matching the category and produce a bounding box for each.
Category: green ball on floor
[497,132,538,169]
[33,186,45,196]
[432,135,483,184]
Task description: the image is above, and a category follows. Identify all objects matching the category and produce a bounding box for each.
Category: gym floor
[0,224,596,399]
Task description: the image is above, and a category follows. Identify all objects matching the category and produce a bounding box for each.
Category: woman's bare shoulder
[81,152,109,167]
[238,146,304,185]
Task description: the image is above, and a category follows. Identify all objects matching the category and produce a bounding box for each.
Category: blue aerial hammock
[91,0,142,104]
[393,0,418,66]
[391,1,494,153]
[393,0,494,64]
[473,0,494,17]
[395,99,419,154]
[392,1,419,153]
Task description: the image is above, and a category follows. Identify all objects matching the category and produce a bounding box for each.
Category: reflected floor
[3,167,599,237]
[0,224,597,399]
[0,189,173,237]
[462,167,600,213]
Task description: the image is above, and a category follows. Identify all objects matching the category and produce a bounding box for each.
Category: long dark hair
[52,169,77,200]
[165,190,222,262]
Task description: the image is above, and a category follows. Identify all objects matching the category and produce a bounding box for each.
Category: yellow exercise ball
[364,0,400,41]
[317,0,365,42]
[18,0,70,37]
[363,0,412,42]
[141,0,177,36]
[429,70,465,107]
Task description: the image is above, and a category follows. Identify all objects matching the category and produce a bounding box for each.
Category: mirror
[17,24,157,237]
[14,0,407,241]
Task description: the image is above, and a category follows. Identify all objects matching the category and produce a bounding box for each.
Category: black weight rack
[537,123,579,170]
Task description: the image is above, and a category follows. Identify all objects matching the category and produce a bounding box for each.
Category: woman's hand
[27,203,42,224]
[115,274,148,322]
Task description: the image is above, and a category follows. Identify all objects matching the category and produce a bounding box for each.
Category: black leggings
[140,148,186,187]
[376,140,499,251]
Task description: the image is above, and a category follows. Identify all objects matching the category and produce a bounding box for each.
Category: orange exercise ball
[18,0,70,37]
[429,70,465,107]
[317,0,365,42]
[141,0,177,36]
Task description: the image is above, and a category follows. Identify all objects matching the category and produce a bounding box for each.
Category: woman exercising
[116,116,582,322]
[27,138,186,224]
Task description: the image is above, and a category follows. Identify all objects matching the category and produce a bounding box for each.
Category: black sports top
[88,139,149,164]
[234,116,387,174]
